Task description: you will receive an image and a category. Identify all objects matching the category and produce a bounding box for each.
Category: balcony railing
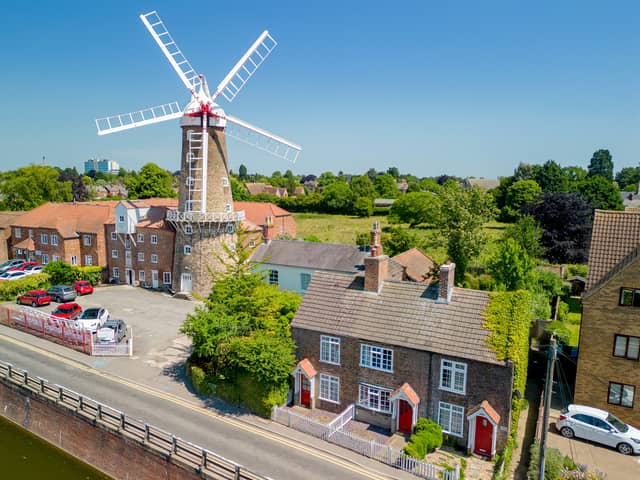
[166,209,245,224]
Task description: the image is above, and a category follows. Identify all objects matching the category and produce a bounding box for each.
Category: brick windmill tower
[95,11,301,296]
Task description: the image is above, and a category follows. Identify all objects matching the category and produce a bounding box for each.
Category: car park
[47,285,77,303]
[8,262,38,272]
[97,319,127,343]
[17,290,51,307]
[0,259,26,274]
[556,404,640,455]
[51,303,82,320]
[75,307,109,333]
[23,264,43,275]
[0,270,27,281]
[72,280,94,296]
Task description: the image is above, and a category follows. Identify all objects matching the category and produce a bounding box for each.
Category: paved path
[0,323,416,480]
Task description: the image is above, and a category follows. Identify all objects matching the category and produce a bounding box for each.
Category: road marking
[0,333,394,480]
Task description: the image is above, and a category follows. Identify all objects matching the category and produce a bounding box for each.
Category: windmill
[95,11,301,295]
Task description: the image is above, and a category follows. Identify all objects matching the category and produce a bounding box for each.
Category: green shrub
[566,264,587,278]
[545,320,571,345]
[404,418,443,459]
[43,261,105,285]
[76,266,105,285]
[527,442,565,480]
[188,364,212,395]
[557,301,569,322]
[0,273,50,301]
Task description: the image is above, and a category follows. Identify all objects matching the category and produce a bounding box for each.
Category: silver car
[556,404,640,455]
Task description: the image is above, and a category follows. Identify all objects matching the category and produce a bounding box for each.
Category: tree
[523,192,593,263]
[374,173,399,198]
[349,175,374,199]
[230,176,248,200]
[381,226,418,257]
[501,180,542,221]
[388,192,439,227]
[575,175,623,210]
[126,163,177,199]
[352,196,373,217]
[0,165,73,210]
[488,238,534,291]
[438,181,495,282]
[386,166,400,179]
[504,215,544,259]
[534,160,569,192]
[513,162,537,181]
[321,182,355,213]
[587,149,614,180]
[615,166,640,191]
[238,164,248,180]
[563,165,587,183]
[59,167,89,202]
[318,171,337,187]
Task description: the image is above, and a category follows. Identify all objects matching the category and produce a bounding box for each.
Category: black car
[46,285,77,303]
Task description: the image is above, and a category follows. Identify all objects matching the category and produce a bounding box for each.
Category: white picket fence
[272,405,459,480]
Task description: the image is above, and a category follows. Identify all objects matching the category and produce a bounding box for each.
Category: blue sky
[1,0,640,178]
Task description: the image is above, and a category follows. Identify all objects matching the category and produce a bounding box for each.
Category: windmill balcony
[166,209,245,224]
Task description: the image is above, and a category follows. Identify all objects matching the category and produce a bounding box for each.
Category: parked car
[0,259,26,274]
[23,264,43,275]
[556,404,640,455]
[72,280,94,296]
[8,262,38,272]
[97,319,127,343]
[75,307,109,333]
[0,270,27,281]
[47,285,77,303]
[17,290,51,307]
[51,303,82,320]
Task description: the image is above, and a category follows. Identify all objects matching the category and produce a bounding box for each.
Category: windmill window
[226,224,235,234]
[184,245,192,255]
[184,225,193,235]
[222,177,229,187]
[186,177,195,187]
[225,204,232,213]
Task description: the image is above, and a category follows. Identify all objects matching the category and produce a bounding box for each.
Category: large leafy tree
[575,175,623,210]
[501,179,542,221]
[349,175,375,199]
[238,164,248,180]
[523,192,593,263]
[381,226,419,257]
[587,149,614,181]
[488,238,534,291]
[374,173,399,198]
[321,181,355,213]
[126,163,177,199]
[534,160,570,193]
[388,192,440,227]
[504,215,544,259]
[0,165,73,210]
[59,167,89,202]
[439,180,495,282]
[615,166,640,191]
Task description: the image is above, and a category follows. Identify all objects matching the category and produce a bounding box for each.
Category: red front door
[300,374,311,407]
[398,399,413,433]
[474,416,493,456]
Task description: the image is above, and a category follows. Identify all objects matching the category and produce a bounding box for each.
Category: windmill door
[398,400,413,434]
[181,273,192,292]
[474,416,493,457]
[300,374,311,407]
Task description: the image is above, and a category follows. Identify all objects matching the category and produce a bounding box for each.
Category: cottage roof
[585,209,640,291]
[13,238,35,250]
[245,182,267,196]
[390,382,420,406]
[12,202,117,238]
[234,202,291,225]
[292,271,500,365]
[468,400,501,424]
[294,358,317,378]
[252,240,367,273]
[392,247,436,283]
[0,211,23,231]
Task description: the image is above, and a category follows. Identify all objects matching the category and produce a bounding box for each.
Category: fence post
[23,370,28,385]
[97,404,102,420]
[144,423,150,443]
[39,378,45,394]
[58,386,63,402]
[120,412,125,430]
[7,364,12,379]
[201,449,207,470]
[387,445,392,465]
[172,435,177,453]
[78,395,84,412]
[234,465,240,480]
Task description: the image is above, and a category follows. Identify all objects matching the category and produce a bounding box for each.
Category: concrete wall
[0,379,201,480]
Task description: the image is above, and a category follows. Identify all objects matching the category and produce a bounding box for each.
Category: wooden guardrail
[0,359,271,480]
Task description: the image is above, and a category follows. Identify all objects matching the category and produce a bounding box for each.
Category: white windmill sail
[225,115,301,163]
[96,102,183,136]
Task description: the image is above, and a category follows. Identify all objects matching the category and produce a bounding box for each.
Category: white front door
[125,269,134,285]
[152,270,159,288]
[181,273,192,292]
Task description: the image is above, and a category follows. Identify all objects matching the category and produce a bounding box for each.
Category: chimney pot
[437,261,456,303]
[370,221,383,257]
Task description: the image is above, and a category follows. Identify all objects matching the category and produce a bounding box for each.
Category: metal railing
[0,359,270,480]
[272,405,458,480]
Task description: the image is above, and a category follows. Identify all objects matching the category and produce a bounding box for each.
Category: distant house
[462,178,500,190]
[235,201,296,240]
[290,223,514,457]
[251,240,373,294]
[373,198,396,208]
[392,247,436,283]
[0,211,24,262]
[245,182,288,198]
[575,209,640,426]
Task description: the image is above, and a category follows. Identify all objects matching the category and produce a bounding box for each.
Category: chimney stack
[364,222,388,293]
[437,261,456,303]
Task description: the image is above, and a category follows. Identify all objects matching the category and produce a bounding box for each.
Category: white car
[556,404,640,455]
[0,270,27,281]
[24,265,43,275]
[74,307,109,333]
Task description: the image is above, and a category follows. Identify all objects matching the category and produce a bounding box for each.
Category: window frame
[139,270,145,282]
[320,335,340,365]
[619,287,640,307]
[183,245,192,255]
[137,233,144,243]
[113,267,120,279]
[151,254,158,264]
[608,382,635,408]
[151,234,158,245]
[40,233,48,245]
[111,231,117,241]
[439,359,468,395]
[319,374,340,404]
[438,401,465,437]
[111,249,118,259]
[613,334,640,361]
[137,252,144,262]
[84,255,93,266]
[41,254,49,265]
[70,255,77,266]
[360,344,393,372]
[50,234,58,246]
[358,383,392,413]
[268,269,279,285]
[163,272,171,285]
[14,228,21,239]
[83,235,92,246]
[300,272,312,291]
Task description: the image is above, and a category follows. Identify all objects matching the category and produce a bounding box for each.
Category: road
[0,327,413,480]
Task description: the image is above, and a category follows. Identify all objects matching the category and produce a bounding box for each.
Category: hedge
[0,273,50,301]
[43,261,104,286]
[404,418,443,459]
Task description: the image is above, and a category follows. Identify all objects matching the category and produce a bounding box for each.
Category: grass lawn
[292,213,508,265]
[566,323,581,347]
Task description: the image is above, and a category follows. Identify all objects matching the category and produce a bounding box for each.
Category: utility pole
[538,337,557,480]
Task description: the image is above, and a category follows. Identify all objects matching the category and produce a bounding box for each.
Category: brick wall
[292,327,513,449]
[575,261,640,426]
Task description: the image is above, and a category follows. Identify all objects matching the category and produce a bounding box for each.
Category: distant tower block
[95,10,301,297]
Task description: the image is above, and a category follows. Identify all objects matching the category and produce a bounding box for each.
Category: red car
[51,303,82,320]
[17,290,51,307]
[8,262,39,272]
[72,280,94,296]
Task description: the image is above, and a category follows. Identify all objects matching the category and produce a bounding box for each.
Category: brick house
[575,209,640,425]
[0,211,23,262]
[9,202,116,268]
[106,199,178,287]
[290,225,514,457]
[234,201,296,240]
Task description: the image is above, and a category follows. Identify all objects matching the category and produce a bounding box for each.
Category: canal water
[0,414,112,479]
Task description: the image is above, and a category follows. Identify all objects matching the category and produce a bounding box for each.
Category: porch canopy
[390,382,420,407]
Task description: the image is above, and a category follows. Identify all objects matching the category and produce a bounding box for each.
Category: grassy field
[292,213,508,264]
